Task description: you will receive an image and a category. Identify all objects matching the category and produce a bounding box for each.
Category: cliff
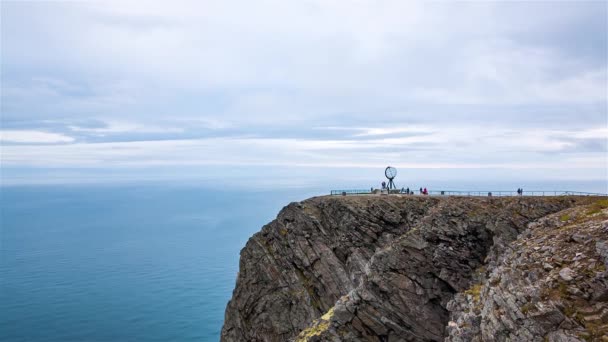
[221,195,608,342]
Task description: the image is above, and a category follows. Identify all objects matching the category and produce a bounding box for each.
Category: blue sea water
[0,184,322,342]
[1,180,606,342]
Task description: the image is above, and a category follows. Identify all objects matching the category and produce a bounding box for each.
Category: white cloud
[4,1,605,103]
[567,128,608,140]
[1,1,606,184]
[0,130,75,143]
[68,121,184,135]
[1,126,604,169]
[322,126,432,137]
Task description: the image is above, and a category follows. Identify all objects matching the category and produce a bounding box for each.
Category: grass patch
[320,307,335,321]
[464,283,483,303]
[296,320,330,341]
[559,214,570,222]
[520,302,535,315]
[563,305,576,317]
[587,199,608,215]
[542,282,569,301]
[296,307,335,341]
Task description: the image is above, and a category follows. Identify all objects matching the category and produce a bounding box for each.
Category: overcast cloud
[1,1,606,187]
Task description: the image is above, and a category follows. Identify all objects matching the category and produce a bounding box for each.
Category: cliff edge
[221,195,607,341]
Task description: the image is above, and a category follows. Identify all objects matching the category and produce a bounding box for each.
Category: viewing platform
[330,189,608,197]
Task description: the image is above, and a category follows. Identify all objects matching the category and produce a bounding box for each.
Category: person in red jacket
[423,187,428,195]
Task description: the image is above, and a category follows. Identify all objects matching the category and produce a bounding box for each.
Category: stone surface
[220,195,607,342]
[560,268,574,281]
[446,198,608,342]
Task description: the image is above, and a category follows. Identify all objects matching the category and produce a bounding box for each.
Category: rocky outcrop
[221,195,607,342]
[446,199,608,342]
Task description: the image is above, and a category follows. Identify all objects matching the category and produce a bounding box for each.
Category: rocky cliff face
[221,196,607,342]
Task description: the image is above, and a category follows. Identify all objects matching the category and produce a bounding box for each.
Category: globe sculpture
[385,166,397,190]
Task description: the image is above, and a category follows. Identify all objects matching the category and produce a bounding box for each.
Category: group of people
[391,186,428,195]
[379,183,428,195]
[375,184,526,196]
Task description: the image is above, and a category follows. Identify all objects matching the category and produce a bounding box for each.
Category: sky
[1,1,607,190]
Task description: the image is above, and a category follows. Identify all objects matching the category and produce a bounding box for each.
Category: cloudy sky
[1,1,607,189]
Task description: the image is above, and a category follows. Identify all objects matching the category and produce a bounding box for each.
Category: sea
[0,184,322,342]
[1,180,606,341]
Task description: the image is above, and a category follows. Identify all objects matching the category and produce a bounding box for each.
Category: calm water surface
[1,184,321,341]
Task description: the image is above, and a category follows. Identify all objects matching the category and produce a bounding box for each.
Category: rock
[567,286,581,296]
[220,195,605,342]
[559,268,574,281]
[571,233,591,244]
[596,241,608,267]
[546,330,584,342]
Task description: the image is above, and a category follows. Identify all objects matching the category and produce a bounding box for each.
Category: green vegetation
[542,282,568,301]
[559,214,570,222]
[464,283,483,303]
[573,311,606,342]
[320,307,335,321]
[296,307,335,341]
[520,302,535,315]
[586,199,608,215]
[296,321,330,341]
[582,262,606,277]
[563,305,575,317]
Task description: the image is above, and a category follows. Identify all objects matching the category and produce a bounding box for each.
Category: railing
[330,189,608,197]
[330,189,372,195]
[427,190,608,197]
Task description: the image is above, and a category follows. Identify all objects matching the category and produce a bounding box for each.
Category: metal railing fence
[330,189,608,197]
[330,189,373,195]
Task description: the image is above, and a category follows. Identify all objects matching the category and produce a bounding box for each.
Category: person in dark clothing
[419,187,423,194]
[382,181,386,189]
[406,187,410,195]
